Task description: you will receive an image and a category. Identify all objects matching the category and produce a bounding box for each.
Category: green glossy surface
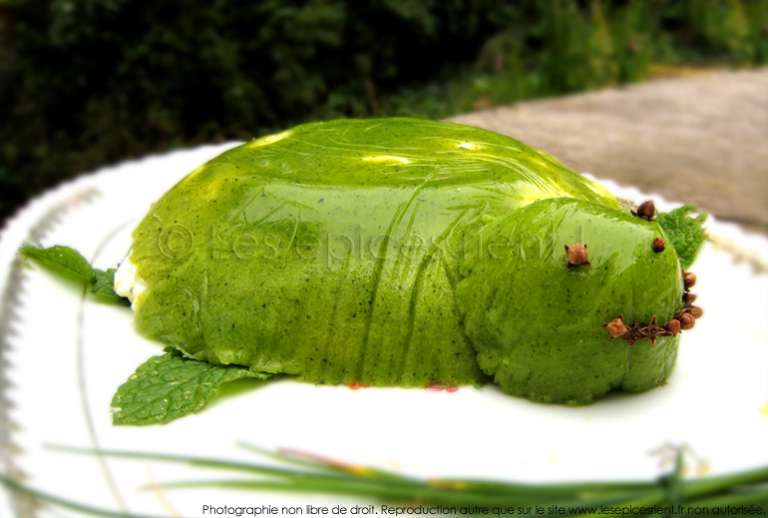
[128,117,682,401]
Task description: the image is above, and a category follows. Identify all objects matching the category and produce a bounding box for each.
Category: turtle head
[456,197,694,404]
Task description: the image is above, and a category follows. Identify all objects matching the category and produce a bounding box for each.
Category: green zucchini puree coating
[127,118,683,405]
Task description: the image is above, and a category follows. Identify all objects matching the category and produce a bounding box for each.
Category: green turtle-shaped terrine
[23,117,705,424]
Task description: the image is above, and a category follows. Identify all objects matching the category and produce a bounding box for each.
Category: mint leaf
[111,351,271,425]
[20,244,126,304]
[657,205,707,269]
[89,268,127,304]
[20,244,93,283]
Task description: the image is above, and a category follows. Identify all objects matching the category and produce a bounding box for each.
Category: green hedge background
[1,0,767,221]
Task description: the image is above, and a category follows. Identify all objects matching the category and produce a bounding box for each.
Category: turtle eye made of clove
[565,243,590,268]
[634,200,656,220]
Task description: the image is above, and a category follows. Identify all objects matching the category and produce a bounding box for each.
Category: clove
[606,317,628,338]
[634,200,656,220]
[565,243,590,268]
[679,312,695,330]
[640,315,666,346]
[665,318,681,336]
[605,312,693,345]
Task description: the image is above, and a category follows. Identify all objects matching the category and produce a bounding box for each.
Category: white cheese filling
[114,254,147,308]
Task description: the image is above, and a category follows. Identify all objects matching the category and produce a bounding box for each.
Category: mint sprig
[90,267,121,302]
[111,351,271,426]
[657,205,707,269]
[20,244,126,304]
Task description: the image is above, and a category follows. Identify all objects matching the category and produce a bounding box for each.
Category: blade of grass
[425,478,656,496]
[48,445,314,479]
[682,466,768,500]
[238,442,654,498]
[47,444,768,515]
[0,474,165,518]
[578,463,768,517]
[149,477,654,509]
[689,488,768,507]
[238,442,417,482]
[52,445,633,501]
[149,478,556,506]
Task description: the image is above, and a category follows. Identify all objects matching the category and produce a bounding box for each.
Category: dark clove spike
[639,315,665,342]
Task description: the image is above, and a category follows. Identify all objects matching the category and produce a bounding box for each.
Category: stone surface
[452,69,768,233]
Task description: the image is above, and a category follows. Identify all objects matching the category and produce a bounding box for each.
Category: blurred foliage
[1,0,767,220]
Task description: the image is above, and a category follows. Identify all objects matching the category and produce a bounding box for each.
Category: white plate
[1,144,767,518]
